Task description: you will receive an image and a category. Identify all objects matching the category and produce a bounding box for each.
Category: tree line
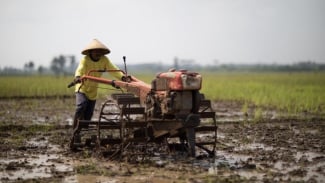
[0,55,77,76]
[0,56,325,76]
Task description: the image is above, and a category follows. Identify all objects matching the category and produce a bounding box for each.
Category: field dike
[0,98,324,183]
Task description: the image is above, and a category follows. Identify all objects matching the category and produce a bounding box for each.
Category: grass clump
[75,164,101,175]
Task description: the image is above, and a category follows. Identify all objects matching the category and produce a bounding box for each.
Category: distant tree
[69,55,77,74]
[24,61,34,73]
[37,65,44,75]
[50,55,66,76]
[58,55,66,70]
[70,55,76,66]
[50,57,60,75]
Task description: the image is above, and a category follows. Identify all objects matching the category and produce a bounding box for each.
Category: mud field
[0,98,324,183]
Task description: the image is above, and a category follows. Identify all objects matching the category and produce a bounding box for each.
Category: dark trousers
[73,92,96,132]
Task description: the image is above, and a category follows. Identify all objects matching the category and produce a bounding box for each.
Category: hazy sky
[1,0,324,69]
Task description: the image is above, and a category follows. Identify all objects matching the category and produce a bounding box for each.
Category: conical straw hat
[81,39,111,55]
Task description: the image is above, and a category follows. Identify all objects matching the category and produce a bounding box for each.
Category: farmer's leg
[71,92,89,145]
[84,99,96,120]
[73,92,88,130]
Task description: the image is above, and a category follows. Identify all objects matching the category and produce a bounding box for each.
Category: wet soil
[0,98,324,183]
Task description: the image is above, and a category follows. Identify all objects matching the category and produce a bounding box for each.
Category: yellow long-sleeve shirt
[75,56,124,100]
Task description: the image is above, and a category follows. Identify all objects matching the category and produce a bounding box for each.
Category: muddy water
[0,137,73,181]
[0,98,324,182]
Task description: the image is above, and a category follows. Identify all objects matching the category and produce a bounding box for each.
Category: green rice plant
[201,72,325,116]
[0,75,73,97]
[2,72,325,116]
[76,163,101,175]
[254,108,263,122]
[241,101,249,115]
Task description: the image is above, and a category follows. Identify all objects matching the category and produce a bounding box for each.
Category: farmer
[72,39,124,143]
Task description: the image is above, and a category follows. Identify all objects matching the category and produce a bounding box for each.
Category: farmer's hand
[121,75,132,82]
[111,80,120,89]
[74,76,81,83]
[67,76,81,88]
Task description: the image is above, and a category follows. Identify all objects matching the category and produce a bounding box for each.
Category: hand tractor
[68,59,217,160]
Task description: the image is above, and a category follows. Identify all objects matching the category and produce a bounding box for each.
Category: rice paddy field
[200,72,325,117]
[1,72,325,116]
[1,72,325,182]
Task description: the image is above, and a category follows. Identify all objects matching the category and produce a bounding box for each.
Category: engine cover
[152,70,202,91]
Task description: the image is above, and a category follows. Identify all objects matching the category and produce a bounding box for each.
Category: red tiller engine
[68,66,217,157]
[147,69,203,119]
